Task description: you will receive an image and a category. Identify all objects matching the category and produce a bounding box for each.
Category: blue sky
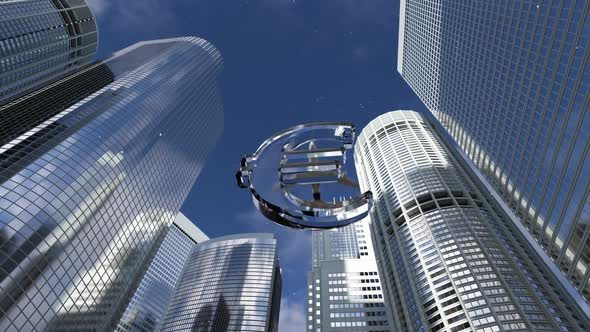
[87,0,425,329]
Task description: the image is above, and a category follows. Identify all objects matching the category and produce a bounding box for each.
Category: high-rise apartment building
[0,0,98,104]
[307,218,392,331]
[116,212,209,332]
[0,37,224,331]
[160,233,282,332]
[397,0,590,303]
[354,111,590,331]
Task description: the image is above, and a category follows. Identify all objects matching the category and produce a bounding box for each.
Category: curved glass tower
[0,0,98,104]
[354,111,589,331]
[161,233,282,332]
[0,37,224,331]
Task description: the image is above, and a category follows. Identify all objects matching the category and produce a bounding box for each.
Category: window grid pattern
[0,0,98,104]
[0,37,224,331]
[307,219,392,332]
[116,221,204,332]
[354,111,587,331]
[312,221,361,266]
[398,0,590,301]
[160,234,281,332]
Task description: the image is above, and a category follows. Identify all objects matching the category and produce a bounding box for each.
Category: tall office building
[116,212,209,332]
[397,0,590,303]
[0,37,224,331]
[307,218,392,331]
[161,233,282,332]
[354,111,590,331]
[0,0,98,104]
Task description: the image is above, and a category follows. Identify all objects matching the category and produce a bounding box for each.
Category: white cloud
[86,0,178,32]
[279,298,307,332]
[86,0,111,16]
[113,0,176,31]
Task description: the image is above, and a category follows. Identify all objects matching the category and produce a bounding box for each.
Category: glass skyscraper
[0,37,224,331]
[0,0,98,104]
[307,218,392,331]
[397,0,590,304]
[116,212,209,332]
[161,233,282,332]
[354,111,590,331]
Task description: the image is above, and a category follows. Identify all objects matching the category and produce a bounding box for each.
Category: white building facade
[307,218,392,331]
[354,110,589,331]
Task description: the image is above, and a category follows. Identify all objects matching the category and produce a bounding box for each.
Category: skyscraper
[160,233,282,332]
[307,218,392,331]
[0,37,224,331]
[116,212,209,332]
[0,0,98,104]
[354,111,590,331]
[397,0,590,303]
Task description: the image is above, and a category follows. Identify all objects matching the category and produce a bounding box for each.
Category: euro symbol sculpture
[236,123,372,229]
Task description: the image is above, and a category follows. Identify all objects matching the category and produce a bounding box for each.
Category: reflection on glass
[160,234,281,332]
[116,213,208,332]
[0,37,224,331]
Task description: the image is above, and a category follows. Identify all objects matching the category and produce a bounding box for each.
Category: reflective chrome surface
[237,123,372,229]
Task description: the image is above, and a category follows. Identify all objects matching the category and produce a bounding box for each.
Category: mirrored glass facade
[161,233,282,332]
[0,0,98,104]
[0,37,224,331]
[355,111,589,331]
[307,218,392,331]
[397,0,590,304]
[116,213,209,332]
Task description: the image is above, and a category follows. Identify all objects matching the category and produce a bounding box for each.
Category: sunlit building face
[355,111,590,331]
[307,218,392,331]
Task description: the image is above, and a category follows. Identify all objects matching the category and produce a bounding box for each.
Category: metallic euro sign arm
[236,122,372,230]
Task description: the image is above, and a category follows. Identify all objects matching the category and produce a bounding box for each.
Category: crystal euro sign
[236,123,372,229]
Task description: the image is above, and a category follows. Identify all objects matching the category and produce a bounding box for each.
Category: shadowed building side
[191,295,231,332]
